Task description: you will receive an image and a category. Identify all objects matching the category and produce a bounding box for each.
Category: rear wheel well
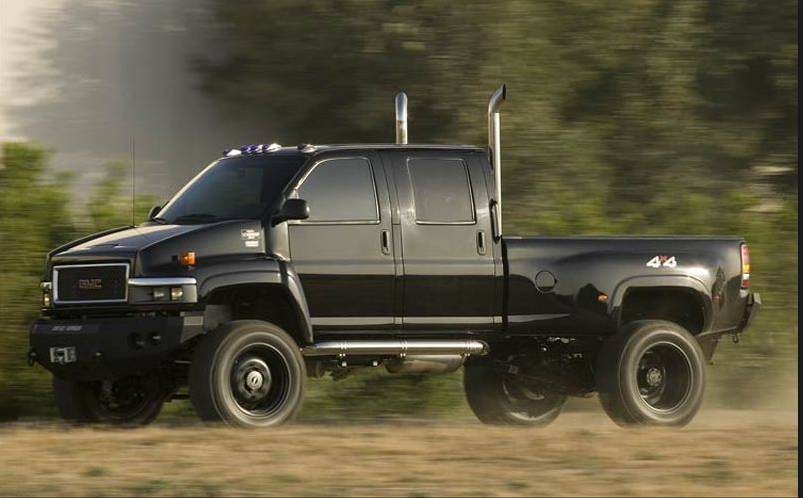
[619,288,706,335]
[205,284,307,346]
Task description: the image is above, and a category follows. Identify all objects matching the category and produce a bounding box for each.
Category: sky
[0,0,268,202]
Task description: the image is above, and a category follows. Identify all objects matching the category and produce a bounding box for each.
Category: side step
[301,339,488,357]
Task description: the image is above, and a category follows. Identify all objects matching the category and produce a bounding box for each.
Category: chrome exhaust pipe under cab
[302,339,488,375]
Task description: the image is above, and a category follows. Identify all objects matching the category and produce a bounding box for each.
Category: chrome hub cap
[645,367,663,387]
[246,370,265,390]
[228,343,292,417]
[232,356,272,403]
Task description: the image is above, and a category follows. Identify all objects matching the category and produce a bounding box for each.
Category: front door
[387,151,495,330]
[287,152,395,331]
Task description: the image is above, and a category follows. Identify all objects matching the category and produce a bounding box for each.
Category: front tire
[53,374,165,425]
[189,320,305,428]
[463,361,567,426]
[596,320,706,427]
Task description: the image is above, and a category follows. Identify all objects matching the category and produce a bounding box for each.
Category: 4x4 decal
[646,255,677,268]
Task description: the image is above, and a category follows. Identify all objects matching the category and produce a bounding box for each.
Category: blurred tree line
[0,144,155,418]
[0,0,797,419]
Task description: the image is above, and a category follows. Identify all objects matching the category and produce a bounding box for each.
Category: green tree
[0,143,156,419]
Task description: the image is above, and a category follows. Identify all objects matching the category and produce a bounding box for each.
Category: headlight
[128,278,198,304]
[40,282,52,308]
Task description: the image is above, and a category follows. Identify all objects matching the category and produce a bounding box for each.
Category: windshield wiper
[150,216,168,224]
[172,213,221,224]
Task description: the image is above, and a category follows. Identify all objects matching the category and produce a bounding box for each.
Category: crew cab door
[287,152,395,330]
[386,150,496,330]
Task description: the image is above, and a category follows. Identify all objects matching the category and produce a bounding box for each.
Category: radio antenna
[131,135,136,227]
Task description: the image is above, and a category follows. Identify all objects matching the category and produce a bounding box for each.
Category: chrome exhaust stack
[395,92,408,144]
[488,84,506,238]
[302,339,487,357]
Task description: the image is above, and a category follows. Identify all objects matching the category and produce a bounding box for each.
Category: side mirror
[273,198,309,225]
[147,205,161,220]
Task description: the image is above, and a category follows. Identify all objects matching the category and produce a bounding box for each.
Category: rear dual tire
[596,320,706,427]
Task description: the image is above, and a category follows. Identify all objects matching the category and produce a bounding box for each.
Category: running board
[301,339,488,357]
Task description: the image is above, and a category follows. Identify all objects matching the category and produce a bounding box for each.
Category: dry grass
[0,409,797,497]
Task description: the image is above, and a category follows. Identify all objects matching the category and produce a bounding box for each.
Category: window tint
[296,157,378,222]
[408,158,474,223]
[157,156,306,223]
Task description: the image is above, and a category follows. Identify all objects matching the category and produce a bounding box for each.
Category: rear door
[386,150,495,330]
[287,152,395,331]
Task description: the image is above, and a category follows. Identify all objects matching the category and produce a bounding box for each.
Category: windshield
[155,155,307,224]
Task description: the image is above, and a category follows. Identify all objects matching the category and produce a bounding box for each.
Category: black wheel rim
[500,377,562,421]
[229,342,291,417]
[636,341,693,412]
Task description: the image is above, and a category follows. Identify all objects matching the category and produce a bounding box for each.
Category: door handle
[477,230,487,255]
[381,229,391,255]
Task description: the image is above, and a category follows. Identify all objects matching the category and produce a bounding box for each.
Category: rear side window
[408,158,475,224]
[296,157,379,223]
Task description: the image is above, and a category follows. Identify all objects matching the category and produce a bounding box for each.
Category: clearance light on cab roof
[223,143,282,157]
[741,244,750,288]
[180,251,196,266]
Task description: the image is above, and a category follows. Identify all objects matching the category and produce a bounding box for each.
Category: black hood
[48,220,266,277]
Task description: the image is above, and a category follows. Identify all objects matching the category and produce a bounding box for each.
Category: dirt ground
[0,409,797,497]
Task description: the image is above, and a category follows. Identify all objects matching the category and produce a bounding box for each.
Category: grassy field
[0,409,797,497]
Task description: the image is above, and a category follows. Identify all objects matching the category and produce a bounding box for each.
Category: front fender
[198,260,313,344]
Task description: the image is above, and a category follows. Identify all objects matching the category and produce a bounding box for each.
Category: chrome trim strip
[403,316,495,325]
[53,263,130,305]
[128,277,197,287]
[311,317,393,326]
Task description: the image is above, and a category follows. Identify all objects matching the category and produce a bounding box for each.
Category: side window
[407,158,475,224]
[296,157,379,223]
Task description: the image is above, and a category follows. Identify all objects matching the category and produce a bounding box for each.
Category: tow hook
[27,349,38,367]
[732,333,741,344]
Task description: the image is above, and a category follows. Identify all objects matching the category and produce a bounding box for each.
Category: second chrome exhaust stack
[488,84,506,239]
[395,92,408,144]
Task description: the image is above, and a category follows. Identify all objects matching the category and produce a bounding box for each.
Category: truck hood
[47,220,266,277]
[55,224,204,257]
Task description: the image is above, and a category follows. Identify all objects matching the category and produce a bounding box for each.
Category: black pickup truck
[29,86,760,427]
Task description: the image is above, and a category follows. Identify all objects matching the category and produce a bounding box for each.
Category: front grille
[54,264,129,304]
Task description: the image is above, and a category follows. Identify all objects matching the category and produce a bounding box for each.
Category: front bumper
[29,315,204,380]
[736,292,762,334]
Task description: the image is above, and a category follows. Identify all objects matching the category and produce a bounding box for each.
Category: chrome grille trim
[52,263,130,304]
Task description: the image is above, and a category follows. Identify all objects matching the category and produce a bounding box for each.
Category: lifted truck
[30,86,760,427]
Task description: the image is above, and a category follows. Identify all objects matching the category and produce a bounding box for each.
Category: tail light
[740,244,750,288]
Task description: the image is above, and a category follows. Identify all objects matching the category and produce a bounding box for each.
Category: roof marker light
[297,143,317,153]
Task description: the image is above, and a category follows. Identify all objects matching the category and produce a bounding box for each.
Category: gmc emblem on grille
[77,278,103,290]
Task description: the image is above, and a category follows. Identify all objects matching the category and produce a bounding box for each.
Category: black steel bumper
[29,315,204,380]
[736,292,762,334]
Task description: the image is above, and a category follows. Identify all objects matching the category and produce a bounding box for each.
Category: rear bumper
[28,315,204,380]
[736,292,761,334]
